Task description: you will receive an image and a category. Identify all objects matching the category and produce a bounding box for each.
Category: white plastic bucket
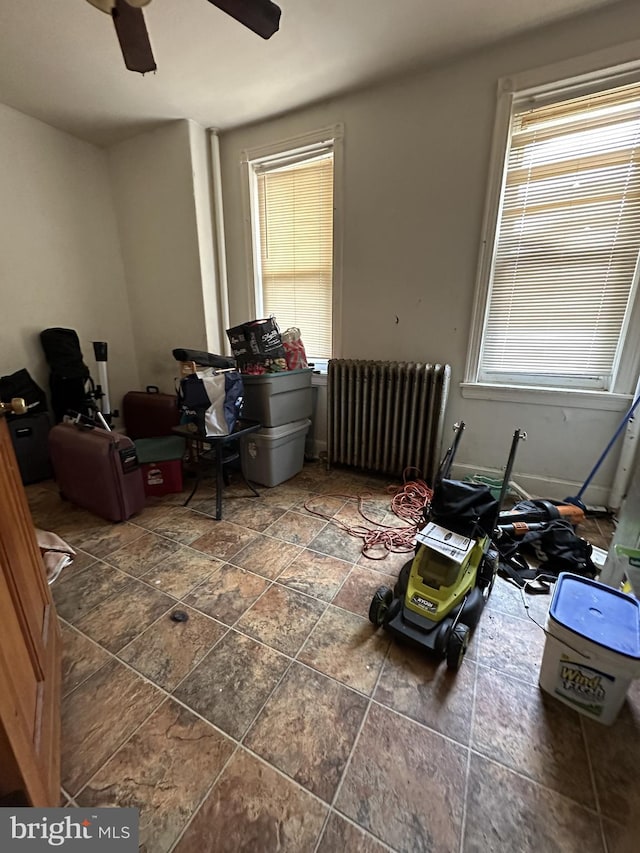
[539,573,640,725]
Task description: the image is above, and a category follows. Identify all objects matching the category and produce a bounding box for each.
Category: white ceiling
[0,0,619,147]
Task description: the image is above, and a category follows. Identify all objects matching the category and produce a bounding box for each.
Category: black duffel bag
[0,368,48,414]
[172,348,236,370]
[497,518,598,591]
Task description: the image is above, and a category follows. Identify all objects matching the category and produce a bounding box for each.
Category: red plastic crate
[141,459,183,497]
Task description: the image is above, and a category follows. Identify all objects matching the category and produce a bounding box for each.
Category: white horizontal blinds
[480,80,640,388]
[256,153,334,358]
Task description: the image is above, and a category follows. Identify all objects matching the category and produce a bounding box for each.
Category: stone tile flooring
[26,463,637,853]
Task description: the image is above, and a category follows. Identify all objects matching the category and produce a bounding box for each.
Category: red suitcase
[122,386,180,439]
[49,423,145,522]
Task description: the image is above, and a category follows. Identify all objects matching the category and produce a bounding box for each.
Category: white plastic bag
[281,327,309,370]
[197,369,230,436]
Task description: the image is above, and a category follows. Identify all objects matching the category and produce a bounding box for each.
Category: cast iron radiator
[327,360,451,484]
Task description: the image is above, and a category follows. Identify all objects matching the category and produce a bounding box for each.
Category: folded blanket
[36,528,76,585]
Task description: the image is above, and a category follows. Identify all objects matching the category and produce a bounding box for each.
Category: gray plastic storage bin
[241,418,311,487]
[241,368,313,427]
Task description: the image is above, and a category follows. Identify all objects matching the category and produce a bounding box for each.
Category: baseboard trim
[313,439,327,457]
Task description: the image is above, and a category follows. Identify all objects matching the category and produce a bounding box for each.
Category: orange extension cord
[303,468,433,560]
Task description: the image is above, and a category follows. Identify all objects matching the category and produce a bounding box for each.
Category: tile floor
[26,464,637,853]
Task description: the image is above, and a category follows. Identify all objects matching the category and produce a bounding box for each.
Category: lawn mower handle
[436,421,465,485]
[495,429,527,522]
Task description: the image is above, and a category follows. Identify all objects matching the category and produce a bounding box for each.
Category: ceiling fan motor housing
[86,0,151,13]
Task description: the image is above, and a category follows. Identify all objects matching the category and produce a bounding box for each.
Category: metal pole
[609,373,640,510]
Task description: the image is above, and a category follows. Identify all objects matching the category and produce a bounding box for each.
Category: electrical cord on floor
[303,468,433,560]
[518,574,589,659]
[519,573,555,628]
[388,467,433,525]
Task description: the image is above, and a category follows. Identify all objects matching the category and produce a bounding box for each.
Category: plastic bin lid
[242,368,313,382]
[252,418,311,440]
[549,572,640,659]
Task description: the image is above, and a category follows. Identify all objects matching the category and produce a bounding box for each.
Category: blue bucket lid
[549,573,640,659]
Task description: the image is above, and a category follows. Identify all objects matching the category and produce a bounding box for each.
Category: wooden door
[0,410,61,806]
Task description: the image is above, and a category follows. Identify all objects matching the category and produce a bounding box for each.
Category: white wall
[108,119,222,394]
[0,102,139,414]
[219,0,640,503]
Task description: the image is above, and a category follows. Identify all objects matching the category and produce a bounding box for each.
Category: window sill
[460,382,631,411]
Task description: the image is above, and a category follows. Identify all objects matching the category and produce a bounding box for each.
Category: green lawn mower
[369,424,526,670]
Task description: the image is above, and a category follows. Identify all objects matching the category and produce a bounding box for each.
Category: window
[244,127,342,365]
[466,63,640,400]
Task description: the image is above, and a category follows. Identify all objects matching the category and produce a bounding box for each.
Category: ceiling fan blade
[207,0,281,40]
[112,0,156,73]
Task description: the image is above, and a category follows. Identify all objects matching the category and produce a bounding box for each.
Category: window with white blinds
[251,149,334,359]
[478,79,640,390]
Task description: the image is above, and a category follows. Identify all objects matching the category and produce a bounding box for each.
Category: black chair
[172,414,262,521]
[171,348,262,520]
